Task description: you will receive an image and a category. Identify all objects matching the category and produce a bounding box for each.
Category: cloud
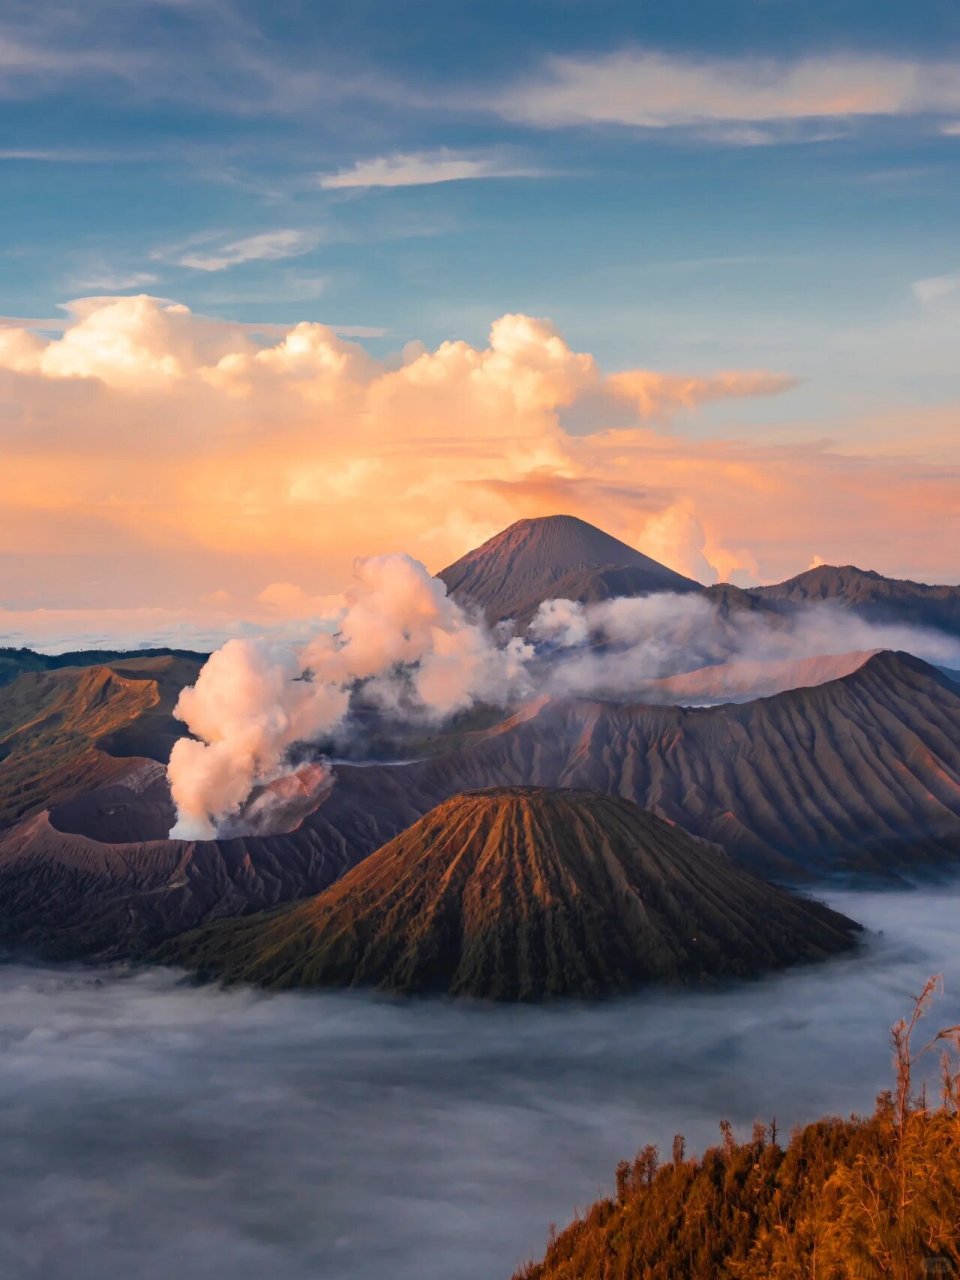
[940,121,960,136]
[3,892,958,1279]
[257,581,343,617]
[528,591,960,701]
[0,293,958,644]
[169,553,533,836]
[72,269,160,291]
[912,271,960,303]
[0,31,146,98]
[176,230,320,273]
[492,49,960,129]
[168,544,960,838]
[0,147,124,162]
[318,149,541,189]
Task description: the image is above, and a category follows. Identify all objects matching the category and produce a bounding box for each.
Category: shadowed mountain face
[160,788,860,1000]
[437,515,701,626]
[1,650,956,962]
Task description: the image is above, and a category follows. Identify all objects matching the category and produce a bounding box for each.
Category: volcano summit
[438,514,702,626]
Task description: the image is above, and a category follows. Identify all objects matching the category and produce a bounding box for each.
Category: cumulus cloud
[0,292,957,645]
[318,149,541,189]
[493,49,960,130]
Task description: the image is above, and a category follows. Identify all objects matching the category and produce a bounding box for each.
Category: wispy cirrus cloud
[0,4,407,117]
[491,49,960,130]
[0,147,131,162]
[172,229,321,273]
[318,149,543,190]
[0,31,147,98]
[70,268,160,291]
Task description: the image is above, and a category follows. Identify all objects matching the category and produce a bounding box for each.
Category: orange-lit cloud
[494,50,960,130]
[0,294,957,646]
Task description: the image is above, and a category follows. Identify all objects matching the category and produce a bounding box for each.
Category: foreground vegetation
[516,978,960,1279]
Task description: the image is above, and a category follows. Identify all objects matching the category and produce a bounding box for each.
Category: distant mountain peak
[438,514,701,625]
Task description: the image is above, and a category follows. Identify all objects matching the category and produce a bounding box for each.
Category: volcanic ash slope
[162,787,861,1001]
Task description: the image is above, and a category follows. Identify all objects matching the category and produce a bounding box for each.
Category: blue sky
[2,0,959,432]
[1,0,960,643]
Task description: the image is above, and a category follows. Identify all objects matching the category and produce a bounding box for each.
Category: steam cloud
[168,554,532,837]
[530,592,960,697]
[168,555,960,839]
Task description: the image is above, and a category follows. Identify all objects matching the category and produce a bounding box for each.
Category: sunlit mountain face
[2,2,960,1278]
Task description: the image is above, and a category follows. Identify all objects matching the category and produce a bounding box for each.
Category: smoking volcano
[1,516,960,961]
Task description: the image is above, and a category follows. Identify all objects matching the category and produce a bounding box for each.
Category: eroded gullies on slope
[159,787,861,999]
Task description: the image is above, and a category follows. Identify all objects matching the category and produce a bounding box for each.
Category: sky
[1,0,960,648]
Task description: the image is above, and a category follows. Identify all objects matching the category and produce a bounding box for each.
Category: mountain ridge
[1,648,957,962]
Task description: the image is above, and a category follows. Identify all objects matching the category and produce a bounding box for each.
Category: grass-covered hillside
[514,979,960,1279]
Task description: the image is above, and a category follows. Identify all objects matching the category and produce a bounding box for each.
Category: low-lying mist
[2,884,958,1280]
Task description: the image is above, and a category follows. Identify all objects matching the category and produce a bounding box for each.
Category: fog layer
[2,885,959,1280]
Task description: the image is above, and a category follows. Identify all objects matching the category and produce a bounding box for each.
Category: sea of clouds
[2,883,959,1280]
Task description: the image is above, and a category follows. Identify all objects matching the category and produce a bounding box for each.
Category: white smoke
[167,554,533,838]
[168,555,960,840]
[531,593,960,699]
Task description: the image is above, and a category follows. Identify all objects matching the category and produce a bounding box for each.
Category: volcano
[438,514,701,626]
[161,787,860,1000]
[1,649,959,960]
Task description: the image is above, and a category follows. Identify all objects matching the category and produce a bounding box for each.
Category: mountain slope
[161,788,859,999]
[299,649,960,881]
[438,515,701,625]
[0,655,201,830]
[752,564,960,635]
[272,645,935,880]
[0,772,358,959]
[639,649,878,704]
[513,1085,960,1280]
[1,650,958,959]
[0,645,206,689]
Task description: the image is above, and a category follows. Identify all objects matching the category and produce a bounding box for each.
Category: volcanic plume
[166,553,532,839]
